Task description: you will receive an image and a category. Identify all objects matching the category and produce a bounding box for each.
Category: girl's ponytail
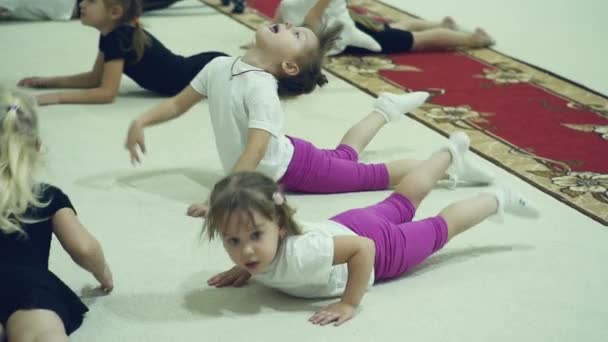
[0,89,45,235]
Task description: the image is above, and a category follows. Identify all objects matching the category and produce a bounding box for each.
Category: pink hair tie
[272,192,285,206]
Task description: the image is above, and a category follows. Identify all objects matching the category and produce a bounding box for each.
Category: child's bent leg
[386,158,450,186]
[391,130,486,205]
[281,138,390,193]
[6,310,69,342]
[440,188,539,240]
[375,217,448,280]
[393,150,452,208]
[439,193,498,240]
[412,28,494,51]
[330,195,423,280]
[339,92,430,154]
[338,110,386,154]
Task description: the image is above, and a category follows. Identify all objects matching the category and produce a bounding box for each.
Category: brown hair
[104,0,149,63]
[203,172,301,240]
[276,21,343,98]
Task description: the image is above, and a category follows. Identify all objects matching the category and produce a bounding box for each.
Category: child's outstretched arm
[18,52,105,89]
[303,0,332,31]
[309,235,375,326]
[126,85,204,164]
[231,128,271,173]
[53,208,114,293]
[33,58,124,105]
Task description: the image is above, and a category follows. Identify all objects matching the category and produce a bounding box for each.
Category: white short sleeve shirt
[252,220,375,298]
[190,56,294,180]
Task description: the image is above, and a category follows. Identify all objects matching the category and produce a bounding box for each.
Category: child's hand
[186,202,209,218]
[125,120,146,165]
[309,301,357,326]
[95,264,114,294]
[207,266,251,287]
[18,77,50,88]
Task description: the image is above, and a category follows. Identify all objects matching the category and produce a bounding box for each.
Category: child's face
[79,0,116,29]
[220,209,284,274]
[255,22,319,68]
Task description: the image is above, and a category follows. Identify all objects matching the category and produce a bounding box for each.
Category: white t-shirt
[277,0,381,55]
[190,56,294,180]
[252,220,375,298]
[0,0,75,20]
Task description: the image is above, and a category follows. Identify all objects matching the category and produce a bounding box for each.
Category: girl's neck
[98,21,121,35]
[241,48,279,75]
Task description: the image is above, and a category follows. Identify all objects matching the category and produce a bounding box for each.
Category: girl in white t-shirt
[126,0,493,195]
[197,131,539,326]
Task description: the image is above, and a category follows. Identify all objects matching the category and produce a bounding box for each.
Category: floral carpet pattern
[202,0,608,225]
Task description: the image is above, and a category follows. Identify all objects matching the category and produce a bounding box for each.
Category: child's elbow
[361,237,376,256]
[70,239,101,263]
[98,91,117,104]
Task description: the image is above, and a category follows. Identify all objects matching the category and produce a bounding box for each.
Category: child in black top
[18,0,227,106]
[0,88,113,340]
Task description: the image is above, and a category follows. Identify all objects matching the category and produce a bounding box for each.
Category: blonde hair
[103,0,149,63]
[0,88,45,235]
[203,172,302,240]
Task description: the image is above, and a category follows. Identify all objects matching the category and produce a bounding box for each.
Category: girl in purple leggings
[196,131,540,327]
[128,0,493,201]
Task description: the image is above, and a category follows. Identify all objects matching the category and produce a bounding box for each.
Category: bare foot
[472,28,495,47]
[441,16,457,30]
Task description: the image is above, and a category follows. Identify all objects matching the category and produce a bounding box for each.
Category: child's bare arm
[53,208,113,293]
[231,128,271,173]
[18,52,105,89]
[36,58,123,105]
[126,85,204,164]
[309,235,375,326]
[303,0,332,31]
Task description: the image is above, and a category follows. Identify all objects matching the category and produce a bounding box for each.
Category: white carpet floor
[0,0,607,341]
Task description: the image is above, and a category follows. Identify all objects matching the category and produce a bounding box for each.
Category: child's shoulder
[37,183,64,195]
[35,184,71,208]
[100,25,135,48]
[284,228,333,253]
[21,184,73,221]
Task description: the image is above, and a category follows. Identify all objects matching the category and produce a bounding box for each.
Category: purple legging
[278,136,389,193]
[330,193,448,281]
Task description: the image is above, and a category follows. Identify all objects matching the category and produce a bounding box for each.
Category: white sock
[447,158,495,187]
[445,131,470,179]
[444,132,494,188]
[278,0,382,55]
[494,187,540,219]
[373,91,430,123]
[338,17,381,51]
[326,0,381,55]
